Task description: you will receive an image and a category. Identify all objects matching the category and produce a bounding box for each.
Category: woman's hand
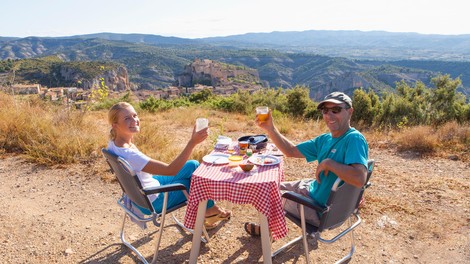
[189,126,209,146]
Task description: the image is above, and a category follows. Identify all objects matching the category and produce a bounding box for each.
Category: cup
[195,118,208,132]
[256,106,269,121]
[246,148,253,157]
[238,140,249,155]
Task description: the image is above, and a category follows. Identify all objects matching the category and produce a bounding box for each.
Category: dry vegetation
[0,93,469,263]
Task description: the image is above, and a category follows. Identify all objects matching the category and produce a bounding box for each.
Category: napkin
[215,136,232,149]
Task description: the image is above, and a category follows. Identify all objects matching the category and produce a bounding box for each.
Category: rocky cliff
[60,65,131,91]
[177,59,261,87]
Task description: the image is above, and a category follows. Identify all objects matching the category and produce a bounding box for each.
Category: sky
[2,0,469,38]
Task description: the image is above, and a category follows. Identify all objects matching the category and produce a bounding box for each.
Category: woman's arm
[142,126,208,175]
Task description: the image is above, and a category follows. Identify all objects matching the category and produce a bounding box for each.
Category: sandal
[204,211,231,230]
[244,222,261,237]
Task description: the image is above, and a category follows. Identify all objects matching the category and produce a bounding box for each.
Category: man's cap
[317,92,353,109]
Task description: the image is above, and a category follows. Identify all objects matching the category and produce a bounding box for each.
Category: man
[244,92,369,236]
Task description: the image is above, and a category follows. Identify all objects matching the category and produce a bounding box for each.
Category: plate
[248,155,281,166]
[203,153,230,164]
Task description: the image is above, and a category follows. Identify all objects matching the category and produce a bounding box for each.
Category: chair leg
[272,206,312,262]
[172,214,209,243]
[151,193,170,264]
[334,217,355,264]
[271,235,303,258]
[120,213,149,264]
[299,205,311,264]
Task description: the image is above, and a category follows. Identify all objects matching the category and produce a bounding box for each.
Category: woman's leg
[152,160,216,212]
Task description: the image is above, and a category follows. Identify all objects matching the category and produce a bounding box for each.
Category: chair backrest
[318,160,375,231]
[102,148,153,210]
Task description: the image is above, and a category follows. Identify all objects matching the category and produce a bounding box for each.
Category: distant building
[6,84,41,95]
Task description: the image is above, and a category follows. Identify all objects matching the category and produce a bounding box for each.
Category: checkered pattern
[184,150,287,240]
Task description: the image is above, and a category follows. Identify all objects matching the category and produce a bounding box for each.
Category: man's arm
[256,110,304,158]
[315,158,367,188]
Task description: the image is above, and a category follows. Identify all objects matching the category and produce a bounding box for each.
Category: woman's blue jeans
[135,160,215,215]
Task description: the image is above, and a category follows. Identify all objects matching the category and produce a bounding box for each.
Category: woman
[107,102,230,229]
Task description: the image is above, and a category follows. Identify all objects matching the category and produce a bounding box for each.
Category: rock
[64,248,74,255]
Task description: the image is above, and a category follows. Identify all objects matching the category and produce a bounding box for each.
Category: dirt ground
[0,146,469,263]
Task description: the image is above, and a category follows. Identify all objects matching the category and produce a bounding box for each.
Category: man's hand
[315,158,332,184]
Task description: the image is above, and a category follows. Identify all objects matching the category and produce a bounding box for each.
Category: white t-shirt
[107,141,160,202]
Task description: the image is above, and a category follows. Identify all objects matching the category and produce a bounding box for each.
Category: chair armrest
[143,183,187,195]
[282,191,327,213]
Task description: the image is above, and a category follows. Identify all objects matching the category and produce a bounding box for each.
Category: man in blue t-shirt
[244,92,368,236]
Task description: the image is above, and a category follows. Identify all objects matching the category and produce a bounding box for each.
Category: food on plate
[263,158,275,164]
[253,156,275,164]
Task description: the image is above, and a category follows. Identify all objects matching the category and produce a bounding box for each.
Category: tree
[428,75,466,125]
[352,88,374,126]
[286,86,310,118]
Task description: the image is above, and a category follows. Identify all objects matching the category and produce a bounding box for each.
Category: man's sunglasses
[320,106,350,114]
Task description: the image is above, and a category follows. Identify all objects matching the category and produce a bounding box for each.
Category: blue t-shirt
[296,128,368,207]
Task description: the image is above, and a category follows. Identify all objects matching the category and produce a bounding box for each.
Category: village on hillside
[0,59,265,107]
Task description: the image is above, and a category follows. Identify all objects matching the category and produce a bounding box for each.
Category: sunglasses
[320,106,349,114]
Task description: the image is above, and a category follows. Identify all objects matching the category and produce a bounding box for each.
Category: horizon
[3,28,470,40]
[1,0,469,39]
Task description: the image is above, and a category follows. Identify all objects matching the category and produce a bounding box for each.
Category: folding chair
[101,148,209,264]
[272,160,375,264]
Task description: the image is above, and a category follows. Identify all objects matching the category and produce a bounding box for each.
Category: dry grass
[391,123,469,161]
[0,94,107,165]
[1,93,469,166]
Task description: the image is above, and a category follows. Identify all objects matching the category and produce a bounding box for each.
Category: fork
[207,157,221,169]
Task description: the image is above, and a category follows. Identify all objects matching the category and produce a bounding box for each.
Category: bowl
[239,162,255,172]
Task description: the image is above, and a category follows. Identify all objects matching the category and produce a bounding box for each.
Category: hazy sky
[2,0,469,38]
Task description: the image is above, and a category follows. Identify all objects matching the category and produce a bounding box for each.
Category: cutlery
[207,157,221,169]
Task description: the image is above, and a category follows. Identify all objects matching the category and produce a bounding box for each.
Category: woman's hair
[108,102,133,140]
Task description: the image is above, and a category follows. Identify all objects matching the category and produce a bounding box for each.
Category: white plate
[202,153,230,164]
[248,155,281,166]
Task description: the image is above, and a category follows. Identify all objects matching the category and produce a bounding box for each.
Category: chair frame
[272,160,375,264]
[102,148,209,264]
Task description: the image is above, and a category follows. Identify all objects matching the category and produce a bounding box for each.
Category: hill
[201,30,470,61]
[1,31,470,98]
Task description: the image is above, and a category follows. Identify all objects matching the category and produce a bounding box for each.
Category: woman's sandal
[244,222,261,237]
[204,211,231,230]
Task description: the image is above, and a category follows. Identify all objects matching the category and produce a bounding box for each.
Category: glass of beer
[256,106,269,122]
[238,140,249,155]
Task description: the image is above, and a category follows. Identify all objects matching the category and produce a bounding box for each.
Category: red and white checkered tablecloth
[184,151,287,240]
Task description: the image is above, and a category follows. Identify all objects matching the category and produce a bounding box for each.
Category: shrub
[394,126,439,155]
[286,86,310,117]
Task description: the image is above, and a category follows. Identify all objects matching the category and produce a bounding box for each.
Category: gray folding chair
[102,148,209,264]
[272,160,375,263]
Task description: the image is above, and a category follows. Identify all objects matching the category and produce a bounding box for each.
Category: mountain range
[1,30,469,99]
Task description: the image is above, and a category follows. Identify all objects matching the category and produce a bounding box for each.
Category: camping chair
[272,160,375,264]
[101,148,209,264]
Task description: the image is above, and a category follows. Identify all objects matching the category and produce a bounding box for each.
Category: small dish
[239,163,255,172]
